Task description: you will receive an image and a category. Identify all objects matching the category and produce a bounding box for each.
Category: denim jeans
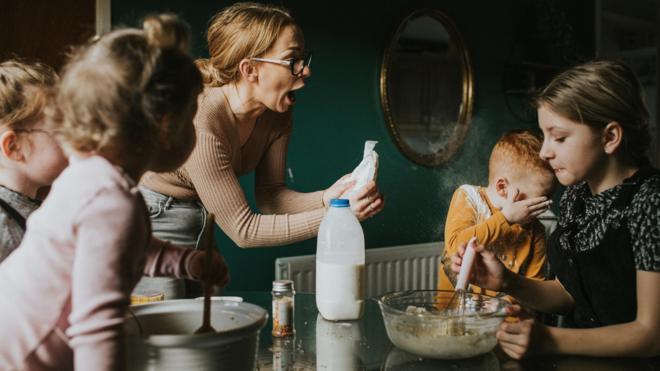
[132,186,208,299]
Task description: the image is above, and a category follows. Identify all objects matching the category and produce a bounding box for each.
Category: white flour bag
[342,140,379,199]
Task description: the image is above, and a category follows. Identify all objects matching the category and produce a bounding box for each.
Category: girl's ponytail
[56,13,202,160]
[143,13,191,53]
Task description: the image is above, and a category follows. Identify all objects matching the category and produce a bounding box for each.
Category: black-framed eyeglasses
[250,51,313,78]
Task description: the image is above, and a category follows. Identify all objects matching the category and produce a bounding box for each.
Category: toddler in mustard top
[439,130,556,295]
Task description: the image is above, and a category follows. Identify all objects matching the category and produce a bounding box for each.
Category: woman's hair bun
[142,13,191,53]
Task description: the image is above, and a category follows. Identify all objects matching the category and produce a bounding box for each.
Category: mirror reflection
[381,10,473,167]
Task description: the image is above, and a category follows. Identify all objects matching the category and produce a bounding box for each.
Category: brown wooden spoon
[194,213,216,334]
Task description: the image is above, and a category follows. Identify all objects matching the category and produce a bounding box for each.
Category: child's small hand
[497,307,551,359]
[450,241,506,291]
[500,187,551,225]
[190,250,230,288]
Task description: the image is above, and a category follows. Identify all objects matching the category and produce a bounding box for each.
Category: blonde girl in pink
[0,14,229,370]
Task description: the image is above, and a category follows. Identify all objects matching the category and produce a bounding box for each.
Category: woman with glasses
[136,2,384,298]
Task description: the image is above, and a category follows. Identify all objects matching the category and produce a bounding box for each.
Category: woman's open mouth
[286,90,296,104]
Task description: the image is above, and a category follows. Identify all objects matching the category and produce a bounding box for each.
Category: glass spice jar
[272,279,295,337]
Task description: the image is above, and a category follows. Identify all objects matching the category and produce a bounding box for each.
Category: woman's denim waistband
[135,186,209,299]
[139,186,201,208]
[138,186,206,248]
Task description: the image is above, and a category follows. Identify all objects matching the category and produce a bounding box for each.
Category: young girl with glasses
[0,60,68,262]
[136,2,384,299]
[0,14,229,370]
[451,60,660,359]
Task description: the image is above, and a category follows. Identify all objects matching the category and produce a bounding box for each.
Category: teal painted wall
[112,1,557,291]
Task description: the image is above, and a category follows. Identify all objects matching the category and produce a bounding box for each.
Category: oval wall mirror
[380,9,474,167]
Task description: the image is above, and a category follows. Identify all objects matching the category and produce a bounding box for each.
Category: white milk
[316,261,365,320]
[315,198,365,321]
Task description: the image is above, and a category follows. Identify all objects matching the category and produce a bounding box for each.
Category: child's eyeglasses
[250,51,313,78]
[15,128,54,136]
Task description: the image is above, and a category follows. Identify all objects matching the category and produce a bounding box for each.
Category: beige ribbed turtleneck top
[141,87,326,248]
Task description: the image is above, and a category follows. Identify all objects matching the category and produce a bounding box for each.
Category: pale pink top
[0,155,205,371]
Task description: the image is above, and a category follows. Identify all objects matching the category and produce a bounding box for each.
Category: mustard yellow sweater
[438,185,547,295]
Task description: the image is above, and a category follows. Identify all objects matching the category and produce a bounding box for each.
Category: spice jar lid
[272,279,294,293]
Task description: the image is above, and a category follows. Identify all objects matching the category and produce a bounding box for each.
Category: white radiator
[274,242,443,298]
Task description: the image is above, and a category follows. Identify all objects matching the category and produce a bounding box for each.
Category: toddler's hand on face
[500,187,551,225]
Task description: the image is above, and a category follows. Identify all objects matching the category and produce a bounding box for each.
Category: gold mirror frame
[380,9,474,168]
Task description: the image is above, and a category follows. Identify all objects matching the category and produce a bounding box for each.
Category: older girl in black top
[451,60,659,359]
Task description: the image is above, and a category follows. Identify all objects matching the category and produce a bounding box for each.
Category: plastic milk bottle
[316,198,365,320]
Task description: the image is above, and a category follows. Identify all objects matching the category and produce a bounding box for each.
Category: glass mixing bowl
[378,290,507,359]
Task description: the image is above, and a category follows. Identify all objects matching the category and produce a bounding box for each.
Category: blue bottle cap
[329,198,350,208]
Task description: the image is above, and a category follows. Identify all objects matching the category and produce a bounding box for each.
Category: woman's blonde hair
[536,60,650,166]
[0,60,58,131]
[196,2,297,87]
[56,13,202,160]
